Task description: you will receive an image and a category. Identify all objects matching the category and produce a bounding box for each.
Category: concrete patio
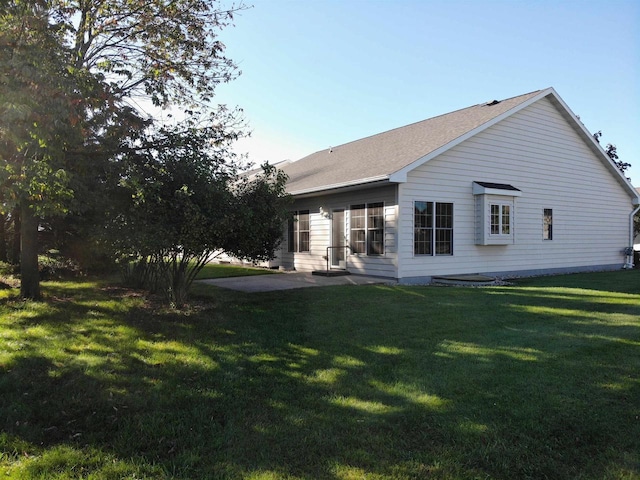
[197,272,395,293]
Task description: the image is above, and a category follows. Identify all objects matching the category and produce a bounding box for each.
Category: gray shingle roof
[281,89,544,195]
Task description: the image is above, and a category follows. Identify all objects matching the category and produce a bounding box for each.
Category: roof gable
[280,88,638,200]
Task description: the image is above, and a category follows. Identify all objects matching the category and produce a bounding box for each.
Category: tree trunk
[0,211,7,263]
[20,203,40,299]
[11,207,20,265]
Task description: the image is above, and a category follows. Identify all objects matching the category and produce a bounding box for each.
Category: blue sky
[215,0,640,187]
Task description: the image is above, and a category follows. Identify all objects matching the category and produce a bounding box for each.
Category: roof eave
[287,175,393,197]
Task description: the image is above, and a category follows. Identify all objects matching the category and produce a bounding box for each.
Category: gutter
[288,175,391,197]
[625,198,640,269]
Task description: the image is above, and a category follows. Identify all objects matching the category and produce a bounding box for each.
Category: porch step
[312,270,351,277]
[431,274,497,286]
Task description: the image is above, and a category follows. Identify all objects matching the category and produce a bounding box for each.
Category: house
[269,87,640,283]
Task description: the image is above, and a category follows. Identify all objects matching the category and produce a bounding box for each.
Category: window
[350,205,366,254]
[288,210,310,252]
[414,201,433,255]
[367,203,384,255]
[543,208,553,240]
[350,203,384,255]
[490,204,511,235]
[414,201,453,255]
[473,182,520,245]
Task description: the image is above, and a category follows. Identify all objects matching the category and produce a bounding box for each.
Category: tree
[1,1,86,298]
[1,0,247,298]
[593,131,632,175]
[103,118,290,307]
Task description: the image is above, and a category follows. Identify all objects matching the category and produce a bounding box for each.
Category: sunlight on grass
[330,463,388,480]
[0,443,165,479]
[491,286,640,306]
[0,289,18,300]
[306,368,344,385]
[598,380,638,392]
[365,345,404,355]
[330,395,403,415]
[134,339,219,370]
[437,340,545,362]
[332,355,365,368]
[1,270,638,479]
[458,419,489,434]
[244,470,304,480]
[369,380,450,412]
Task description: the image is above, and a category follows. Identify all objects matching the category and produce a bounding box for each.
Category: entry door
[331,209,345,268]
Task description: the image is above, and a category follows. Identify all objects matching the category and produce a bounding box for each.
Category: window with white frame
[473,182,520,245]
[414,201,454,256]
[288,210,310,252]
[350,203,384,255]
[490,203,511,235]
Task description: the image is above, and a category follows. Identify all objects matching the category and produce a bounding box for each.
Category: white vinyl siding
[281,185,398,277]
[397,96,632,280]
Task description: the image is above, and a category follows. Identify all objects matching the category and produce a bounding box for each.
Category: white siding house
[270,88,640,282]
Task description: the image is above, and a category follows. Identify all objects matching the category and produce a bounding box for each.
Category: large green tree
[1,0,247,298]
[1,1,86,298]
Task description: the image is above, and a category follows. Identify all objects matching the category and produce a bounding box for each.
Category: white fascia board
[388,88,556,183]
[288,175,391,196]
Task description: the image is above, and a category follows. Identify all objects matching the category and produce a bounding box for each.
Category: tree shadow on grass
[1,279,639,479]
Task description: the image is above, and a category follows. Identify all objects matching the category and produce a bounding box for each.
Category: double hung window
[414,201,453,255]
[288,210,310,252]
[350,203,384,255]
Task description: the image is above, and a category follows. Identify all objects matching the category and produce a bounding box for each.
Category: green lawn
[1,270,639,479]
[194,263,279,280]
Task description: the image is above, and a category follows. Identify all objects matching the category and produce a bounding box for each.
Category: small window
[490,203,511,235]
[288,210,310,252]
[543,209,553,240]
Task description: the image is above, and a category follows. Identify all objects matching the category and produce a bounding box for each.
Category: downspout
[625,201,640,269]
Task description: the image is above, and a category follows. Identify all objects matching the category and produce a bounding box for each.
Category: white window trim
[349,202,385,256]
[288,210,310,253]
[473,182,519,246]
[490,202,512,237]
[413,200,454,256]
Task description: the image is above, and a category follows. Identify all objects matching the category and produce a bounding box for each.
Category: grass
[0,270,639,479]
[194,263,279,280]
